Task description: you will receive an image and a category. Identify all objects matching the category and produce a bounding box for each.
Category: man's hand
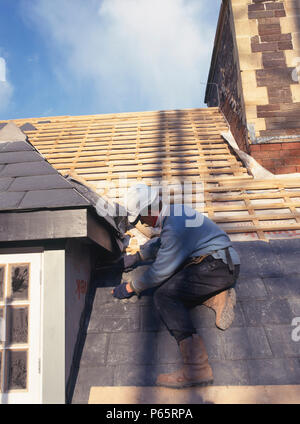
[111,282,135,299]
[126,282,134,293]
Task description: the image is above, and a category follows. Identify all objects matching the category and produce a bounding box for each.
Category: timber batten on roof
[1,107,300,242]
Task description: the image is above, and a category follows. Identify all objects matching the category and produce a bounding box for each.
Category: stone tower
[206,0,300,174]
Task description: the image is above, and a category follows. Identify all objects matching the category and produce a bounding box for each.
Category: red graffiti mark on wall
[76,280,88,300]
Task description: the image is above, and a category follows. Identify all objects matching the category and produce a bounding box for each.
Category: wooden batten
[2,107,300,241]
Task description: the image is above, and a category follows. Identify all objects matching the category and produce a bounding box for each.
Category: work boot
[203,288,236,330]
[156,334,214,389]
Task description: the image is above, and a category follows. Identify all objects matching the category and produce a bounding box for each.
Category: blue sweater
[131,204,240,294]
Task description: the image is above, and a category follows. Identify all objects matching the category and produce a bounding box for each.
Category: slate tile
[190,304,217,328]
[92,297,140,319]
[271,238,300,251]
[0,151,43,164]
[119,296,141,305]
[235,276,267,300]
[241,298,294,326]
[114,364,178,387]
[88,314,139,333]
[0,142,8,153]
[157,331,182,364]
[88,301,140,333]
[270,238,300,253]
[223,327,272,360]
[0,177,13,191]
[198,328,226,360]
[0,161,57,177]
[93,287,120,306]
[232,242,259,276]
[192,302,246,328]
[8,174,71,192]
[264,325,300,357]
[0,191,25,209]
[263,275,300,298]
[141,304,165,332]
[247,358,300,385]
[288,298,300,316]
[210,360,249,386]
[270,239,300,275]
[229,302,246,327]
[19,188,89,209]
[19,123,37,131]
[251,242,284,277]
[72,365,114,403]
[233,241,283,277]
[0,141,33,152]
[107,332,157,365]
[80,333,109,366]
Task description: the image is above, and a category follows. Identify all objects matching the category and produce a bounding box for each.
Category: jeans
[153,255,240,344]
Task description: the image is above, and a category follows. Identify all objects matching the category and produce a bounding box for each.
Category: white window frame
[0,253,42,404]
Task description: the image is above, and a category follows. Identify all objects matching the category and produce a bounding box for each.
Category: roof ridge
[0,107,221,123]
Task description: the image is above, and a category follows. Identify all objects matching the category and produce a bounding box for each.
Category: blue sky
[0,0,221,120]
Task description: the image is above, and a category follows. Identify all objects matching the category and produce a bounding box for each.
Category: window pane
[6,350,27,391]
[6,307,29,345]
[9,264,29,301]
[0,266,4,302]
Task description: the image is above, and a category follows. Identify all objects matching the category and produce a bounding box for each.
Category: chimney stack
[206,0,300,174]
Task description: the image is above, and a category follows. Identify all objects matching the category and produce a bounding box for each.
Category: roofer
[112,183,240,388]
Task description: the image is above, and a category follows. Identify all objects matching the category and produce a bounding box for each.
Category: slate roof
[0,123,90,211]
[70,239,300,404]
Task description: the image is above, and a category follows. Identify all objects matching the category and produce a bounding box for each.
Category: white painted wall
[42,249,65,404]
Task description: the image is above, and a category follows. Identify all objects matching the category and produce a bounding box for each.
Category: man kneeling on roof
[112,183,240,389]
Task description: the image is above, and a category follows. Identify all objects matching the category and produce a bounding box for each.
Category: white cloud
[0,57,13,113]
[22,0,219,112]
[0,57,6,82]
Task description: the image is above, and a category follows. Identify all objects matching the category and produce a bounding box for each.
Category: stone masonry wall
[249,0,300,138]
[206,1,249,152]
[231,0,300,173]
